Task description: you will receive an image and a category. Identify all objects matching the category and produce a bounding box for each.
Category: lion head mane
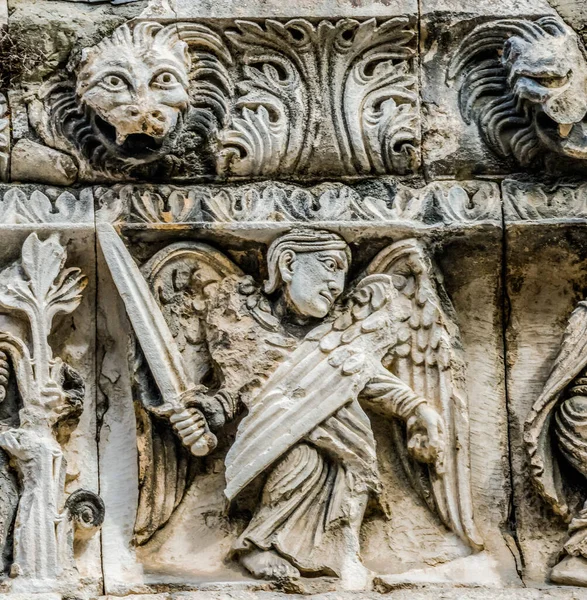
[35,21,232,180]
[449,16,587,166]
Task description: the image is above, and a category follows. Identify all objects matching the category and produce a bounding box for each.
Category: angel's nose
[329,278,344,295]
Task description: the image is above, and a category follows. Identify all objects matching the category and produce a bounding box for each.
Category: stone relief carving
[0,233,103,593]
[24,16,420,183]
[0,187,93,224]
[525,299,587,586]
[29,21,232,181]
[98,224,482,590]
[96,180,501,225]
[219,18,419,178]
[0,94,10,183]
[503,179,587,221]
[4,0,587,595]
[449,16,587,168]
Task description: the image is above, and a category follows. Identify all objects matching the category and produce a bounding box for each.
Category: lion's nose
[150,110,165,122]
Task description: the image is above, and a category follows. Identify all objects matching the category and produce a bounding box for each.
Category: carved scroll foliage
[219,18,419,177]
[97,181,500,225]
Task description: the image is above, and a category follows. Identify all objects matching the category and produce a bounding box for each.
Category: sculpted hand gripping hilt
[97,223,217,457]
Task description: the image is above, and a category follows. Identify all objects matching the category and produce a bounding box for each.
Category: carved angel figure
[449,16,587,167]
[30,21,232,180]
[101,226,482,588]
[526,301,587,585]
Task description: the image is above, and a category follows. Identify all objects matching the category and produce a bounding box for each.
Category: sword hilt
[154,388,218,457]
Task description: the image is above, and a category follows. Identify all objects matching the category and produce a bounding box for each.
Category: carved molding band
[97,180,500,225]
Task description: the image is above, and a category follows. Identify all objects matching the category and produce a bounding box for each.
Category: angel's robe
[201,275,426,574]
[526,301,587,558]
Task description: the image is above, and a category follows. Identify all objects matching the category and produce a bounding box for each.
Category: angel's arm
[361,368,426,420]
[361,367,445,466]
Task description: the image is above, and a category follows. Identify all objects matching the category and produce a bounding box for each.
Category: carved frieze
[504,180,587,221]
[218,18,419,178]
[0,186,93,224]
[4,0,587,595]
[96,180,500,226]
[26,16,419,183]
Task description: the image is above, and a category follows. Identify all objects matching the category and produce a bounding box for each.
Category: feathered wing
[132,242,244,545]
[524,302,587,521]
[224,274,399,501]
[367,238,484,551]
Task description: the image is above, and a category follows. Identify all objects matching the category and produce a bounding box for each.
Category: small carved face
[503,25,587,157]
[76,24,191,160]
[279,249,348,319]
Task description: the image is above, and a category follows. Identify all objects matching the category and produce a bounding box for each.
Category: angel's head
[75,22,191,161]
[264,229,351,319]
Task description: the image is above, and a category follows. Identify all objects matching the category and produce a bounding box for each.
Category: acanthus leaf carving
[96,180,501,226]
[0,187,93,224]
[218,17,419,178]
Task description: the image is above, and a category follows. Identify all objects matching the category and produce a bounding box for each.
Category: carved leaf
[0,234,87,385]
[221,17,418,177]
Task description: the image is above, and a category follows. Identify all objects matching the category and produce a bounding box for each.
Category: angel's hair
[263,228,351,294]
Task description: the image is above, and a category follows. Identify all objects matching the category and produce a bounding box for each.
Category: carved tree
[0,234,103,591]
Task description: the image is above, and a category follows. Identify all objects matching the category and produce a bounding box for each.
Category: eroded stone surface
[1,0,587,598]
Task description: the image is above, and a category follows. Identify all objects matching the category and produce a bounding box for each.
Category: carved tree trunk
[0,426,66,582]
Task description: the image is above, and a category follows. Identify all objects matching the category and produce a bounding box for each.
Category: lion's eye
[100,75,127,92]
[534,72,571,89]
[153,72,179,87]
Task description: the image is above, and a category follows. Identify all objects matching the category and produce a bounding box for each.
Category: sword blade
[97,223,192,408]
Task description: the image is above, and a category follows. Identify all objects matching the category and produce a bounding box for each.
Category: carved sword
[97,223,217,457]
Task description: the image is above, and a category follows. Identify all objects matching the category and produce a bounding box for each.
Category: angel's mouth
[319,291,334,305]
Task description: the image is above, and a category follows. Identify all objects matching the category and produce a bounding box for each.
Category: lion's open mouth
[93,116,165,158]
[535,112,587,159]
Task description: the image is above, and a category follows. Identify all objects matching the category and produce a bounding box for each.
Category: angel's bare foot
[240,548,300,579]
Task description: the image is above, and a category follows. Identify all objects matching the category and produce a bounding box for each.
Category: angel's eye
[100,75,127,92]
[153,72,179,87]
[322,259,337,271]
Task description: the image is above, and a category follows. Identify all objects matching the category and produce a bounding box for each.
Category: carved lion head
[449,17,587,165]
[76,22,191,162]
[34,21,232,179]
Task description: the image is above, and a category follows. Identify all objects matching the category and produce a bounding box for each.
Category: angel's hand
[170,407,216,457]
[406,403,445,469]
